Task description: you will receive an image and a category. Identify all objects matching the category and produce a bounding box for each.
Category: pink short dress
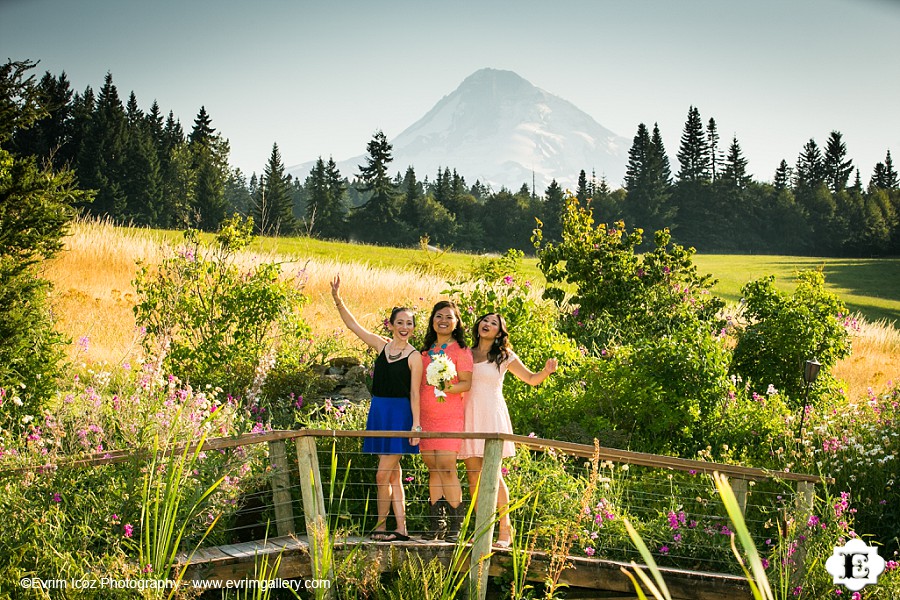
[419,341,473,453]
[459,353,517,459]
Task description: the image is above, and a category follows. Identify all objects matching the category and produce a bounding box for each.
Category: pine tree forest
[10,66,900,256]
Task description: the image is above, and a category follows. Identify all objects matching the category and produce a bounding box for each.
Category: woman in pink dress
[418,300,473,539]
[460,312,557,547]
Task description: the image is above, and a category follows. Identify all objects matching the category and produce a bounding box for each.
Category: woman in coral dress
[460,312,557,547]
[418,300,473,539]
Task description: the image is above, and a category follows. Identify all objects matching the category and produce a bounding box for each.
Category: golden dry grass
[44,220,899,400]
[44,218,451,365]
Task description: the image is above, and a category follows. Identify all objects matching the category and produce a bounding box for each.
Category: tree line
[10,64,900,256]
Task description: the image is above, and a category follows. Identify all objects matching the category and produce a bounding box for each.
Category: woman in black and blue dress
[331,275,422,541]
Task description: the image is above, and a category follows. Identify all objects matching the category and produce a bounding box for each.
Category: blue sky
[2,0,898,186]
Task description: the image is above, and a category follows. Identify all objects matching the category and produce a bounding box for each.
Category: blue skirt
[363,396,419,455]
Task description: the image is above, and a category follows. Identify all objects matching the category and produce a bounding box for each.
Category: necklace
[386,343,405,361]
[428,342,449,358]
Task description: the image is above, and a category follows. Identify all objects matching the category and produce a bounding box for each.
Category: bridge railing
[5,429,831,600]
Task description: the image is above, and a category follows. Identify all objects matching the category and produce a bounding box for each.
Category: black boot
[429,499,447,540]
[446,501,465,542]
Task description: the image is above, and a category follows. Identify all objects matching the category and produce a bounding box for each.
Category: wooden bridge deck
[183,535,753,600]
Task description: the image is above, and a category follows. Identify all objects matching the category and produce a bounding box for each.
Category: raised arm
[331,274,387,351]
[507,356,557,387]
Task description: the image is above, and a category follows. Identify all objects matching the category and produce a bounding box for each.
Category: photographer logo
[825,538,886,592]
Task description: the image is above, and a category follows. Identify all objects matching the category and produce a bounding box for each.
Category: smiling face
[432,307,458,339]
[476,313,501,340]
[388,309,415,343]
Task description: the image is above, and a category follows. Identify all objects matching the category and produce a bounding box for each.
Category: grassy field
[192,230,900,323]
[45,220,899,400]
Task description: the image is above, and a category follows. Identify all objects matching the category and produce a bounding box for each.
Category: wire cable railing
[5,429,830,600]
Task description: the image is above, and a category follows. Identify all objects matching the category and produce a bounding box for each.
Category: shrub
[446,250,585,439]
[731,270,851,405]
[133,215,310,419]
[534,195,724,349]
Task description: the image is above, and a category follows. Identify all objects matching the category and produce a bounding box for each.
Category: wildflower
[52,493,62,503]
[501,467,509,476]
[792,586,802,596]
[503,275,514,285]
[886,560,898,571]
[807,515,820,528]
[404,476,414,483]
[659,545,669,554]
[761,558,769,569]
[124,524,134,538]
[585,547,595,557]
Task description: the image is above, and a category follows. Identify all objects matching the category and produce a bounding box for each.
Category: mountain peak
[288,69,629,191]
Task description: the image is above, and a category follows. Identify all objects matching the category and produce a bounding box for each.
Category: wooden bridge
[39,429,829,599]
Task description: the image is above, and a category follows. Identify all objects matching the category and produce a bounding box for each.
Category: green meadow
[154,228,900,323]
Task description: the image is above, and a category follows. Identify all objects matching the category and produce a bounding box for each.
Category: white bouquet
[426,354,457,402]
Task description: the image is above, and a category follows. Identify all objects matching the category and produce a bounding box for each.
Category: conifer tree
[1,59,91,422]
[352,130,398,240]
[676,106,711,183]
[721,136,751,189]
[541,179,565,244]
[11,70,74,169]
[823,131,853,193]
[83,72,128,218]
[624,123,674,235]
[188,106,229,230]
[252,142,294,235]
[707,117,721,182]
[794,139,825,191]
[773,160,792,192]
[576,169,589,204]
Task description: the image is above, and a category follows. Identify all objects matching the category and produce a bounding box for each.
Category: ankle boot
[429,499,447,540]
[446,501,465,542]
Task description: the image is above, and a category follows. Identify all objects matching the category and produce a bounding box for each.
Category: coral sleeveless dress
[419,341,473,453]
[459,352,517,459]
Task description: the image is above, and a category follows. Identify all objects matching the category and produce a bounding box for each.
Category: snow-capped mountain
[288,68,630,192]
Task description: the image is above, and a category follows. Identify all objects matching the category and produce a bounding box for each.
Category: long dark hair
[473,312,511,369]
[421,300,468,351]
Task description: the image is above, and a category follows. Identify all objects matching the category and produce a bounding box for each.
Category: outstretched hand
[545,358,558,374]
[331,274,341,301]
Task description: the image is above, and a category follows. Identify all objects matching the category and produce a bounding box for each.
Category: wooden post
[730,478,749,515]
[791,480,816,587]
[295,435,332,591]
[268,439,296,537]
[469,437,504,600]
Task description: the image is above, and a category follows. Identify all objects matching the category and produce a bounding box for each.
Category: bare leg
[496,473,512,543]
[463,457,512,543]
[433,451,462,506]
[375,455,402,534]
[390,462,407,535]
[463,457,483,502]
[421,450,442,504]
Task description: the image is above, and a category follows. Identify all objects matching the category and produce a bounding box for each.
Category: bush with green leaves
[446,250,586,439]
[731,270,851,405]
[533,195,733,451]
[133,215,311,423]
[534,195,724,349]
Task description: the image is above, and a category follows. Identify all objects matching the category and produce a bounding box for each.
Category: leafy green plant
[133,214,310,411]
[731,270,851,405]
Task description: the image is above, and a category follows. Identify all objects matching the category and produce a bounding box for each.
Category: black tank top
[371,347,412,398]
